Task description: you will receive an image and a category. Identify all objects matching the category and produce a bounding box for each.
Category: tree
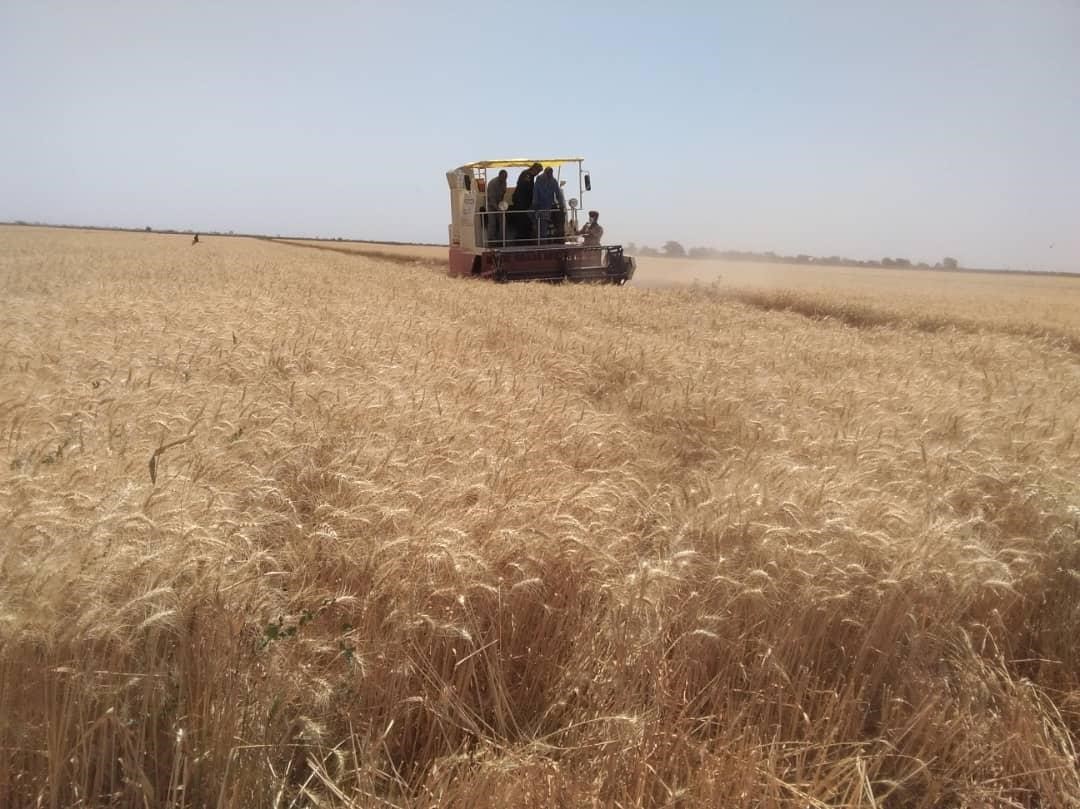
[942,256,959,269]
[662,240,686,258]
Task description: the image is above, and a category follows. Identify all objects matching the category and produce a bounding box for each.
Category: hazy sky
[3,2,1078,271]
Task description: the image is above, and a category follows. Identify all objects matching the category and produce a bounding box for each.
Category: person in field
[579,210,603,245]
[192,233,200,245]
[531,166,565,243]
[485,169,508,245]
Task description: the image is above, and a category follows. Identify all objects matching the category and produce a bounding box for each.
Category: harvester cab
[445,157,636,284]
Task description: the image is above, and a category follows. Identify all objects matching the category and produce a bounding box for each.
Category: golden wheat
[2,226,1079,808]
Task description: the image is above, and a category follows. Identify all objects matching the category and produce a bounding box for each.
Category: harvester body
[446,157,635,284]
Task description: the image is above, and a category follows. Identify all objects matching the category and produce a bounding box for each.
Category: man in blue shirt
[531,166,565,242]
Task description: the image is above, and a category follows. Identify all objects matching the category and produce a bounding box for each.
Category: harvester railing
[474,208,589,249]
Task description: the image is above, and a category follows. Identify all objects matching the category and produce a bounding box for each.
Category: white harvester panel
[445,170,480,250]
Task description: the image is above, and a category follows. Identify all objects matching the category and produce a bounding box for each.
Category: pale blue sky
[3,1,1078,271]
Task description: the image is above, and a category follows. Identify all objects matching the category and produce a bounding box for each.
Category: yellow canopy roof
[458,157,583,169]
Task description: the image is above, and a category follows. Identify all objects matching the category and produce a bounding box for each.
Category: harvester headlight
[568,198,579,210]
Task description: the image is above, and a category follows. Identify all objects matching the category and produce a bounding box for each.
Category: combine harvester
[446,157,636,284]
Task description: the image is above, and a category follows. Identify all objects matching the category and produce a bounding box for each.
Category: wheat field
[2,225,1079,808]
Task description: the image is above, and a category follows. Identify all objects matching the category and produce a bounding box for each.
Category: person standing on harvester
[579,210,603,245]
[531,166,565,242]
[485,169,508,245]
[510,162,541,242]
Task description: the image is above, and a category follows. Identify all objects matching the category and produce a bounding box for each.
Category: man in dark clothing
[485,169,508,245]
[578,210,603,245]
[509,163,542,243]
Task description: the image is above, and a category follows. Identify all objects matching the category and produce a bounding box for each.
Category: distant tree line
[626,240,961,271]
